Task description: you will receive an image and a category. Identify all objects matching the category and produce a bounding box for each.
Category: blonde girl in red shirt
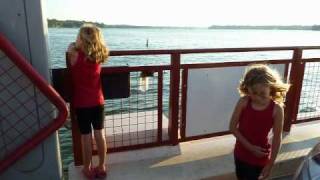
[230,64,290,180]
[67,24,109,179]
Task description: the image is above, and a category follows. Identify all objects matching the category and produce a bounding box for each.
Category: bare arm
[259,103,284,179]
[270,104,284,164]
[229,97,252,150]
[67,42,78,66]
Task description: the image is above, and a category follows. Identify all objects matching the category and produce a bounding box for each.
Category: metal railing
[0,34,68,173]
[52,46,320,165]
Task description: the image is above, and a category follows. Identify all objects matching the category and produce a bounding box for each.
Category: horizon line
[47,18,319,28]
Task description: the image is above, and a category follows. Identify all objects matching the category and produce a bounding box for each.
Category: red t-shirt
[234,98,275,166]
[70,50,104,108]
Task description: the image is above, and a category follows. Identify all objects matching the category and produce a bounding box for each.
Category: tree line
[208,25,320,31]
[47,19,107,28]
[47,19,320,30]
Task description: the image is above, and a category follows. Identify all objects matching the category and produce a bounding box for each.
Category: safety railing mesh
[0,50,56,161]
[297,61,320,120]
[101,71,169,148]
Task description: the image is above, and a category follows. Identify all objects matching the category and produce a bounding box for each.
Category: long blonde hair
[76,23,109,63]
[238,64,290,105]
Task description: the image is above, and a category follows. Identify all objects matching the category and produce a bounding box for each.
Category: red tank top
[70,50,104,108]
[234,98,275,166]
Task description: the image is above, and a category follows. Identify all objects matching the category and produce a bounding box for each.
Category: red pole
[169,53,180,145]
[70,106,83,165]
[65,52,83,165]
[284,49,305,132]
[157,70,163,143]
[180,68,188,140]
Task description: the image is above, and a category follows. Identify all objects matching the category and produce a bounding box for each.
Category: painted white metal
[0,0,62,179]
[185,64,286,137]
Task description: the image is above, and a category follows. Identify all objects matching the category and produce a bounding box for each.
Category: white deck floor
[69,121,320,180]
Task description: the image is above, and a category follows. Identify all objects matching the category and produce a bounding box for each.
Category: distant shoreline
[47,19,203,29]
[47,19,320,31]
[208,25,320,31]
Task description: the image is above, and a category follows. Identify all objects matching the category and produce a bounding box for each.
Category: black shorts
[234,157,263,180]
[75,105,105,134]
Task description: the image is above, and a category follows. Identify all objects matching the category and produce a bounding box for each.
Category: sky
[45,0,319,27]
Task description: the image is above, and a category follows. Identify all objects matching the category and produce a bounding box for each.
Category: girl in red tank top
[67,24,109,179]
[229,64,290,180]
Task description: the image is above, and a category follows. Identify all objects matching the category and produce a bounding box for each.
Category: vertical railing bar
[169,53,180,145]
[284,62,290,82]
[152,74,156,141]
[157,70,163,143]
[66,52,83,166]
[136,72,139,144]
[180,68,188,140]
[111,100,116,147]
[70,103,83,166]
[144,75,147,144]
[128,73,132,146]
[120,98,124,146]
[284,48,305,131]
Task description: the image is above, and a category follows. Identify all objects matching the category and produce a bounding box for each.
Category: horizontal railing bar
[110,46,320,56]
[51,58,320,73]
[100,65,171,73]
[181,59,291,69]
[294,117,320,124]
[100,141,172,153]
[301,58,320,62]
[179,131,231,142]
[51,65,171,74]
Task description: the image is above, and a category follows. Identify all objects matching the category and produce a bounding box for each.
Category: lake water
[48,28,320,173]
[48,28,320,68]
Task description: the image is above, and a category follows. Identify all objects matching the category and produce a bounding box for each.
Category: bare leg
[94,129,107,170]
[81,133,93,171]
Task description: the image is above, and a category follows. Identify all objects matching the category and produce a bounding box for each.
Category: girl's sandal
[82,168,95,179]
[93,167,107,178]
